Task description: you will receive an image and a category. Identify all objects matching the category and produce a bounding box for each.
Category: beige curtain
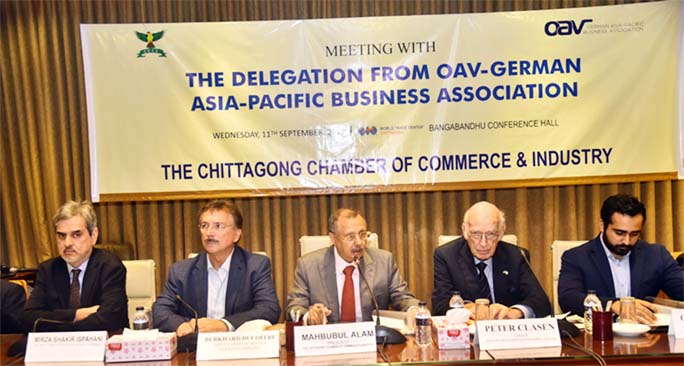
[1,0,680,317]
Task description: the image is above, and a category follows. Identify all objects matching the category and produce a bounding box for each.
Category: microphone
[518,248,580,338]
[32,318,72,332]
[175,295,199,352]
[353,256,406,345]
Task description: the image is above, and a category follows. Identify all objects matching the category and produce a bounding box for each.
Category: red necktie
[69,269,82,309]
[340,265,356,322]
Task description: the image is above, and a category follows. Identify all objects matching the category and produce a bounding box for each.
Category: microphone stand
[175,295,199,352]
[518,248,580,338]
[354,256,406,345]
[32,318,71,332]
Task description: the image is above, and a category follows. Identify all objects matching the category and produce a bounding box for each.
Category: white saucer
[612,323,650,337]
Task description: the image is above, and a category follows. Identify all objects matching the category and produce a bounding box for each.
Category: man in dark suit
[153,200,280,335]
[558,194,683,322]
[286,208,420,324]
[23,200,128,332]
[432,201,551,318]
[1,280,26,333]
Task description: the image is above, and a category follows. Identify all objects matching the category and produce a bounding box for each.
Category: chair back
[96,243,134,260]
[551,240,585,315]
[299,233,379,257]
[8,279,30,299]
[122,259,156,328]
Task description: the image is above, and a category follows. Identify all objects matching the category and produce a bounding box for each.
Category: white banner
[81,0,682,202]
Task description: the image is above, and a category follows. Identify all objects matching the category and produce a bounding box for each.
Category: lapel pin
[502,270,509,275]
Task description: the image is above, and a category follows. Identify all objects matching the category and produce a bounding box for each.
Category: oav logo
[544,19,592,36]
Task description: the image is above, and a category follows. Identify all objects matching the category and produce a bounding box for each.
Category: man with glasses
[432,201,551,319]
[153,200,280,335]
[286,208,419,324]
[558,194,683,322]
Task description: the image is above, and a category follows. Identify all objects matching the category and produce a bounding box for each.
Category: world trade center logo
[135,30,166,58]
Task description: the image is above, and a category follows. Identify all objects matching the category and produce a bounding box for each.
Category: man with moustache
[286,208,419,324]
[23,200,129,332]
[558,194,684,323]
[153,200,280,336]
[432,201,551,319]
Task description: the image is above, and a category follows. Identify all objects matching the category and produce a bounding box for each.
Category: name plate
[476,318,560,350]
[294,321,376,357]
[668,309,684,338]
[196,331,280,361]
[25,331,107,362]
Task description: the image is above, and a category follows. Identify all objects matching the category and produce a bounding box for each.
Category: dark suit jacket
[1,280,26,334]
[23,248,129,332]
[152,246,280,332]
[286,247,420,322]
[558,236,684,315]
[432,237,551,317]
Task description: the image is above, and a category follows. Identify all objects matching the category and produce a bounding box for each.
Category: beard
[602,232,633,256]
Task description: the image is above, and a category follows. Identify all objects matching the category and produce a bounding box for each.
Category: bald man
[432,201,551,319]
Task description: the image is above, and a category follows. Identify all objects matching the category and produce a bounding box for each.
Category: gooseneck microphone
[353,256,406,345]
[517,248,580,338]
[175,295,199,352]
[32,318,72,333]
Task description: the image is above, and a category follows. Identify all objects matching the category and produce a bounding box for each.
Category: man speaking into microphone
[432,201,551,319]
[286,208,420,325]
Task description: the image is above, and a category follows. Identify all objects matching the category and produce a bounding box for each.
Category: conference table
[2,330,682,365]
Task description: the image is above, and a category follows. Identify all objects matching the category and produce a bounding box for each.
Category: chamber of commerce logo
[135,30,166,57]
[357,127,378,136]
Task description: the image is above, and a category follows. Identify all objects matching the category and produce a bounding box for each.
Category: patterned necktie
[69,268,82,309]
[340,265,356,322]
[475,262,492,302]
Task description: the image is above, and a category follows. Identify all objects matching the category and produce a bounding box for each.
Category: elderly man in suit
[153,200,280,335]
[432,201,551,319]
[286,208,420,324]
[23,200,129,332]
[558,194,683,323]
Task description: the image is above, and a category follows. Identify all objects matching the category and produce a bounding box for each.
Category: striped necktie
[69,269,82,309]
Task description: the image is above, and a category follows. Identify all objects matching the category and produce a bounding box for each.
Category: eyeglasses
[468,231,499,242]
[198,222,231,232]
[339,231,371,243]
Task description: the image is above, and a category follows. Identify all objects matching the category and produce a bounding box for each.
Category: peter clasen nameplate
[25,331,107,362]
[476,318,560,350]
[196,331,280,360]
[294,322,376,356]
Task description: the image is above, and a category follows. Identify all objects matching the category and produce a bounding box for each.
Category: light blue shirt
[67,258,89,293]
[207,252,234,330]
[600,235,632,298]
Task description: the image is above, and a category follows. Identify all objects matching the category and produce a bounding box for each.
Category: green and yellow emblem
[135,31,166,57]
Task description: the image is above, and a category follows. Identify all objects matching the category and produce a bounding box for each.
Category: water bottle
[449,291,464,309]
[414,301,432,347]
[583,290,600,333]
[133,306,150,330]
